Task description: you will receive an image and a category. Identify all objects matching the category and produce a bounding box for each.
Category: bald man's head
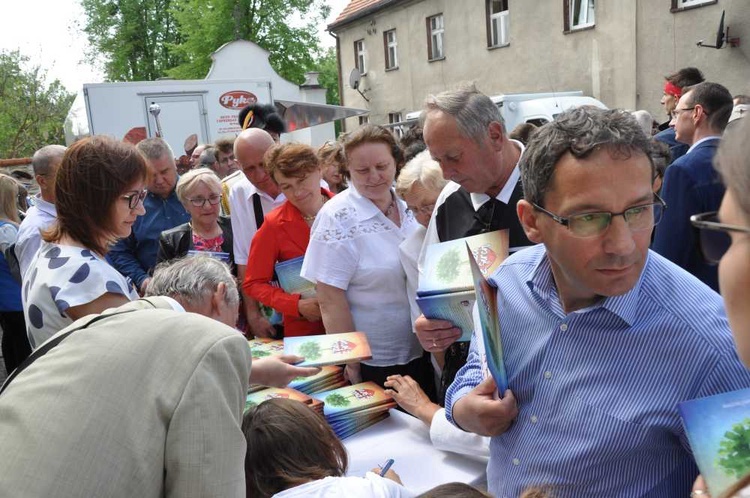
[234,128,279,197]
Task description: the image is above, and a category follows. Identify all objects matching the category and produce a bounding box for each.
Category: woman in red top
[243,143,332,337]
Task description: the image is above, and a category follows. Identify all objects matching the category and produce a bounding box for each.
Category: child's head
[242,398,348,498]
[417,482,491,497]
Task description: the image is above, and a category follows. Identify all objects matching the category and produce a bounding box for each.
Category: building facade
[329,0,750,132]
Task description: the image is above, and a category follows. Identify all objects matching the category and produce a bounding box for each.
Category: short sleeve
[301,208,359,290]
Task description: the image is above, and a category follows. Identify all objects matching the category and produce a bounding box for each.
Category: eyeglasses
[532,195,666,238]
[690,212,750,264]
[671,106,695,119]
[187,194,221,208]
[122,189,148,210]
[407,203,435,216]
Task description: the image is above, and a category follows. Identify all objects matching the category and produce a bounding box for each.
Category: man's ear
[210,282,228,316]
[35,174,47,190]
[517,199,544,244]
[487,121,505,151]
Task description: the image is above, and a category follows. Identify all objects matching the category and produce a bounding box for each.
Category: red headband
[664,81,682,99]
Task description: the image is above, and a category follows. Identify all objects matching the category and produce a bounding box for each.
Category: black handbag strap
[0,298,159,396]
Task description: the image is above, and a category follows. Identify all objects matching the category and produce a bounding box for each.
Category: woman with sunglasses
[23,136,146,349]
[156,169,235,274]
[690,117,750,497]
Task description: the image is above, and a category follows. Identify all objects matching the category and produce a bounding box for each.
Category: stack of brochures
[245,387,325,417]
[679,387,750,496]
[288,365,348,395]
[417,230,508,341]
[248,337,284,359]
[311,382,397,439]
[283,332,373,367]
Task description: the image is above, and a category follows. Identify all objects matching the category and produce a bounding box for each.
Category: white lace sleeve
[301,206,360,290]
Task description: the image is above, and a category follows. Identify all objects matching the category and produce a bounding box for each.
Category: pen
[379,458,395,477]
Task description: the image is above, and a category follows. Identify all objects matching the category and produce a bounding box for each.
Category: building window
[426,14,444,60]
[487,0,509,48]
[671,0,716,10]
[389,112,404,138]
[565,0,595,31]
[354,39,366,74]
[384,29,398,70]
[359,115,369,126]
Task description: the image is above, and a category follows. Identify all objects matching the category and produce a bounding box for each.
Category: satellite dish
[349,68,361,90]
[697,10,726,49]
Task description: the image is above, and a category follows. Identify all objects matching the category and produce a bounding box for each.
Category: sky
[0,0,351,93]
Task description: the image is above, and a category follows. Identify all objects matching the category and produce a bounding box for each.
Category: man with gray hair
[15,144,65,278]
[108,137,190,293]
[445,107,750,497]
[0,255,317,497]
[415,84,532,402]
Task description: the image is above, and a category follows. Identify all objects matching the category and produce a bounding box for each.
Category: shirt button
[512,458,520,466]
[560,323,568,331]
[544,371,552,379]
[530,415,538,423]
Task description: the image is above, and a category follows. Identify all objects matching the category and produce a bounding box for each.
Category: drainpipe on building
[329,29,346,134]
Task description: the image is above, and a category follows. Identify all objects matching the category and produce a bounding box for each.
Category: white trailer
[64,40,366,155]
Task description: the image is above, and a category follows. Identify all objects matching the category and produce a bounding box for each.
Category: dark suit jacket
[654,126,689,163]
[243,190,331,337]
[156,216,235,275]
[652,137,723,291]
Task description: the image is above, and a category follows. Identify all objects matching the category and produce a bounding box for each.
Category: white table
[344,409,488,494]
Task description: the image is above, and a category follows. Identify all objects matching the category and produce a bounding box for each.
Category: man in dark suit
[653,67,704,163]
[652,82,734,291]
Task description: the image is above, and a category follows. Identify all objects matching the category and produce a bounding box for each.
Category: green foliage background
[80,0,339,101]
[0,51,75,158]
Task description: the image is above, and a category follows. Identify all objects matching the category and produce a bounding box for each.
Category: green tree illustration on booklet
[298,341,322,361]
[284,332,372,367]
[436,248,461,282]
[325,393,351,407]
[717,418,750,478]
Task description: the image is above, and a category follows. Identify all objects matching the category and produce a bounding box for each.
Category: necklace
[382,195,396,217]
[302,195,328,222]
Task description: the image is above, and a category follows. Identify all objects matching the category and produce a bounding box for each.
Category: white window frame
[389,112,404,138]
[385,29,398,70]
[354,39,367,75]
[428,14,444,60]
[488,0,509,47]
[676,0,714,7]
[569,0,595,30]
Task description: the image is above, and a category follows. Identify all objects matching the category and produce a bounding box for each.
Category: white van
[402,91,607,132]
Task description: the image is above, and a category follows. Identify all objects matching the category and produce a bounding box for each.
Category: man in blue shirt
[108,138,190,293]
[444,107,750,498]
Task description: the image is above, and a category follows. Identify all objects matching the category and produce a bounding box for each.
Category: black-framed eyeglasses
[187,194,221,208]
[671,106,695,119]
[532,194,667,238]
[690,211,750,264]
[122,189,147,210]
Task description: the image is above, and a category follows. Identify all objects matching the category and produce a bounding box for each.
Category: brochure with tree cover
[284,332,372,367]
[247,338,284,359]
[275,256,316,298]
[311,382,393,418]
[288,365,347,394]
[417,230,509,341]
[679,388,750,496]
[245,387,323,416]
[467,243,508,394]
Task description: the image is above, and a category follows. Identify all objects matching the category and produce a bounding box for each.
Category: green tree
[0,51,75,158]
[717,418,750,478]
[436,248,461,283]
[81,0,183,81]
[298,341,322,361]
[168,0,330,84]
[325,393,350,407]
[316,47,339,106]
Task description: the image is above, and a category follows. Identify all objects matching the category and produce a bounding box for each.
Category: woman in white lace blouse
[301,125,433,396]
